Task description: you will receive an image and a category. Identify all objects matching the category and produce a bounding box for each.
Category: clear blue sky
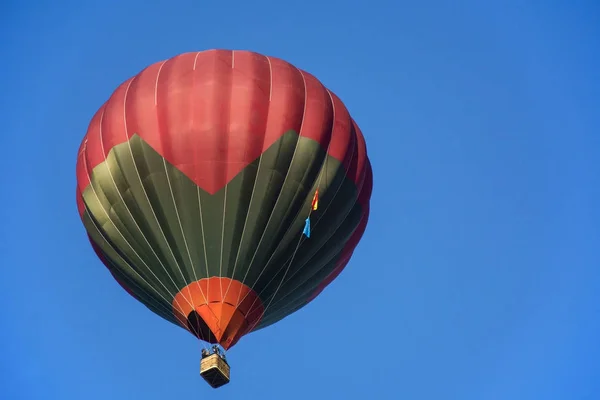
[2,1,599,399]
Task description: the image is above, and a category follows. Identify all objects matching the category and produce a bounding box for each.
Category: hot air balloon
[75,49,373,388]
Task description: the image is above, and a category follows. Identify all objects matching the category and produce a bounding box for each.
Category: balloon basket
[200,353,230,388]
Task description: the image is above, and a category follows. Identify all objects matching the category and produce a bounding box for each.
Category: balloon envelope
[76,49,373,350]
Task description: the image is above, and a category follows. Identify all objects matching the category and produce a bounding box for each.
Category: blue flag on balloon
[303,217,311,238]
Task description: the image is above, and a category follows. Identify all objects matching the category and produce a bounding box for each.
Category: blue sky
[2,1,599,399]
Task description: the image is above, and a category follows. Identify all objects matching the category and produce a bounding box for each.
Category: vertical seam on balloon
[193,52,200,70]
[191,56,211,334]
[184,52,203,302]
[233,63,308,309]
[348,119,368,196]
[196,186,210,287]
[196,186,211,342]
[222,53,272,305]
[268,55,273,101]
[153,62,164,106]
[219,186,227,295]
[192,52,212,343]
[191,50,213,345]
[218,49,234,313]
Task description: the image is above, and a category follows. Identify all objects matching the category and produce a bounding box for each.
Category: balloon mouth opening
[187,310,219,343]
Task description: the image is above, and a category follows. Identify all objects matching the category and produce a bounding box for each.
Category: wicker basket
[200,354,231,388]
